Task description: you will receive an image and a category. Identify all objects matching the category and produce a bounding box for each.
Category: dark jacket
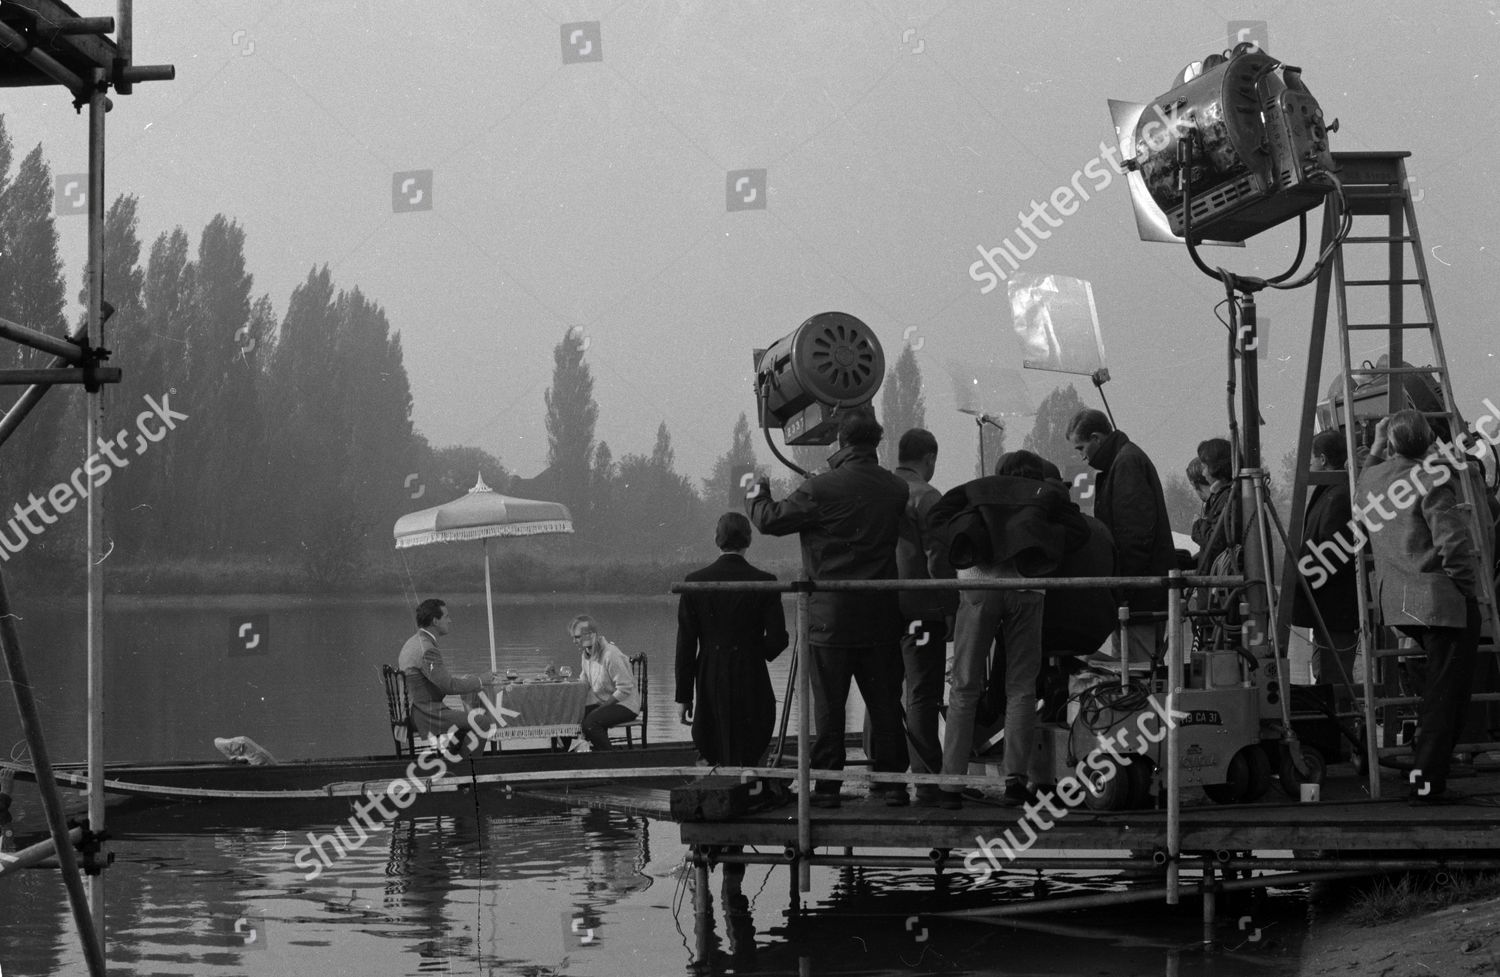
[1290,479,1360,631]
[928,475,1091,577]
[1044,513,1119,654]
[1193,481,1234,575]
[894,465,958,621]
[747,444,909,647]
[1089,430,1177,612]
[675,553,790,765]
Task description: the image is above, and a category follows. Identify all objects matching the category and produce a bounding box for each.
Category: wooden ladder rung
[1345,321,1435,331]
[1347,365,1446,376]
[1343,235,1416,243]
[1343,278,1424,287]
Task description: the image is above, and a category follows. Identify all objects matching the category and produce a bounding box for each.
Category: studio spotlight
[752,311,884,447]
[1118,43,1338,244]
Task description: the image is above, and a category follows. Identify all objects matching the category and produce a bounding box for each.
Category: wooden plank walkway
[528,766,1500,859]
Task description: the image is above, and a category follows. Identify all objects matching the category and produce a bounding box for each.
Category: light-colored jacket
[580,638,640,713]
[1356,452,1477,629]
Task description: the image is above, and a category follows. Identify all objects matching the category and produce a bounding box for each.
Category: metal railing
[672,570,1242,901]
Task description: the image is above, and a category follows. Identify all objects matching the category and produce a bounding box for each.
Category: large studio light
[1115,43,1338,245]
[752,311,884,447]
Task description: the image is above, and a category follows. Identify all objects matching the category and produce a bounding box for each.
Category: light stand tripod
[959,408,1005,476]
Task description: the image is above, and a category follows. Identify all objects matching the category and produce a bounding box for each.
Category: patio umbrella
[393,475,573,672]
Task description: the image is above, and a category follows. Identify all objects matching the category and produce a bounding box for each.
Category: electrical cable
[762,426,809,480]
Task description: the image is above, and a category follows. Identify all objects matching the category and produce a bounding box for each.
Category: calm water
[0,595,1312,975]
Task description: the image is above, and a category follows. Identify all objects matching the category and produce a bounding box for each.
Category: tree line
[0,115,1255,594]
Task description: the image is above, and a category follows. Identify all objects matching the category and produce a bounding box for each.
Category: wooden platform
[529,765,1500,861]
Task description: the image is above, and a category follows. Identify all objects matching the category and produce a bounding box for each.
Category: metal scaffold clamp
[74,820,114,876]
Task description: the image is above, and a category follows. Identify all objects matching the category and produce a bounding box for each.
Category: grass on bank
[1345,871,1500,926]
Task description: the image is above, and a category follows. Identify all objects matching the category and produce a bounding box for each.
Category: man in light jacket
[1357,410,1481,802]
[929,450,1089,809]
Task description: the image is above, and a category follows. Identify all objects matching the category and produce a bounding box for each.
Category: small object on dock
[670,775,787,821]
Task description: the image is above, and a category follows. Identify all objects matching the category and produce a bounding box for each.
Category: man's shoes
[1410,788,1467,806]
[809,792,842,809]
[913,788,944,808]
[879,785,910,807]
[937,791,963,811]
[1003,779,1038,808]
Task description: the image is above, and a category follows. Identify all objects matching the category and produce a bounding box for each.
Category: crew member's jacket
[928,474,1090,578]
[1193,480,1234,575]
[894,464,958,622]
[1355,451,1477,629]
[1290,478,1361,632]
[747,443,909,647]
[1088,430,1178,613]
[1045,513,1119,654]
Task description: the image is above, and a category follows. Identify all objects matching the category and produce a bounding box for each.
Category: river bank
[1299,886,1500,975]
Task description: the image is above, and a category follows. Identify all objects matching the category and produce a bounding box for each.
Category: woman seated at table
[571,614,639,750]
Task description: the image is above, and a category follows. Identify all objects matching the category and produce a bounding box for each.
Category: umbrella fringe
[395,523,574,548]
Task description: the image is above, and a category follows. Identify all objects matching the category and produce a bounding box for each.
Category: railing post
[796,582,812,893]
[1166,569,1183,906]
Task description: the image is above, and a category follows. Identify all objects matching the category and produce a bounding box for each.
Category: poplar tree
[543,328,597,527]
[880,344,926,467]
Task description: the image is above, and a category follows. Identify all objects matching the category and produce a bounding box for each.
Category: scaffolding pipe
[796,585,811,893]
[933,869,1382,921]
[115,0,133,94]
[0,316,88,363]
[0,368,122,386]
[674,575,1241,594]
[0,827,84,880]
[0,21,88,94]
[0,576,108,974]
[85,64,110,953]
[1165,570,1183,905]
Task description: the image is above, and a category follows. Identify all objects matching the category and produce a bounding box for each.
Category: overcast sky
[6,0,1497,492]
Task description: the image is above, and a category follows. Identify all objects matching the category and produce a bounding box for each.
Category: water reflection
[5,794,1311,975]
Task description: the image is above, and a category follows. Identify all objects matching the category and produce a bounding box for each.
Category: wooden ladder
[1280,151,1500,799]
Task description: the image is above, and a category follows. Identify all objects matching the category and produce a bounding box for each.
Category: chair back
[627,653,648,747]
[381,664,415,757]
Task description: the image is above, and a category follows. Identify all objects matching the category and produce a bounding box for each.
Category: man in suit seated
[398,598,498,753]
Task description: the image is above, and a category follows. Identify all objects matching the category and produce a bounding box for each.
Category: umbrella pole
[483,538,498,673]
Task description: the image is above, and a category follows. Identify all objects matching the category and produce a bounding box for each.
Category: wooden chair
[608,653,649,748]
[381,665,416,757]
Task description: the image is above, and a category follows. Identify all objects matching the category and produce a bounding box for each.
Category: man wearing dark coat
[675,512,790,766]
[746,408,911,807]
[1291,429,1360,700]
[1067,409,1177,663]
